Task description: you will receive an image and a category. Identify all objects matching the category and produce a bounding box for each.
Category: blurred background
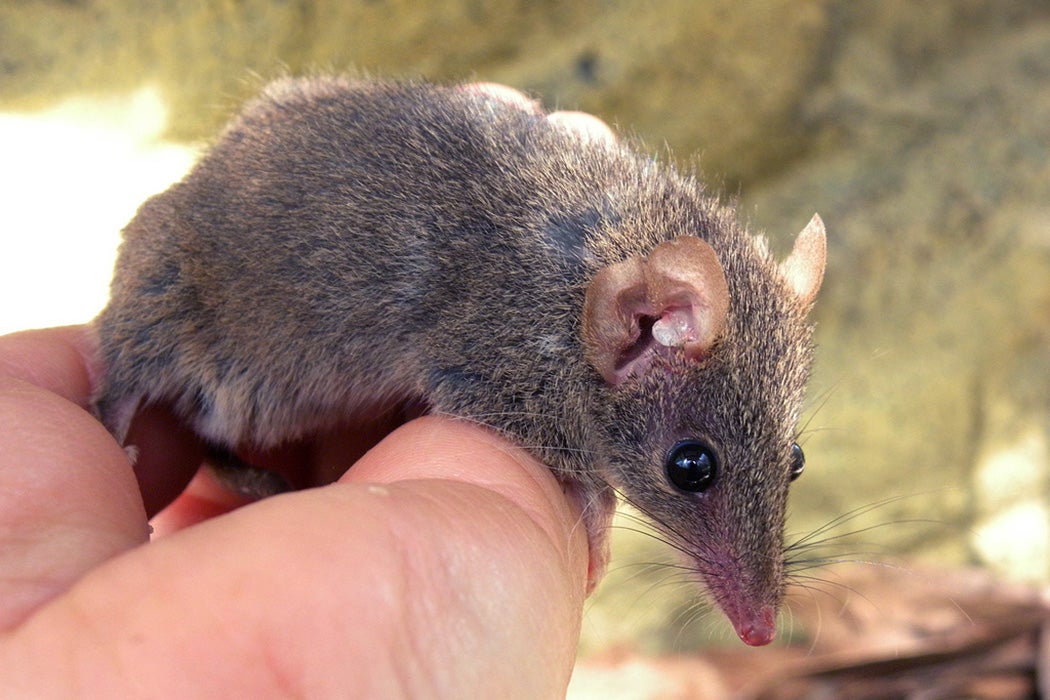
[2,1,1049,696]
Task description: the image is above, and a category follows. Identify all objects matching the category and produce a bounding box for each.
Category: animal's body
[94,78,826,646]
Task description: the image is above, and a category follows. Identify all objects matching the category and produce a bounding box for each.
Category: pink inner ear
[583,237,729,386]
[611,301,708,383]
[611,305,697,384]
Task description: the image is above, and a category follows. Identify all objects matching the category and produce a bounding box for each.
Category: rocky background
[4,0,1048,664]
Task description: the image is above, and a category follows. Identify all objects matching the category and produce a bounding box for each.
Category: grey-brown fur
[93,77,821,645]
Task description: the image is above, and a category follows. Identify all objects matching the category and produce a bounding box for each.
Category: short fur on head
[93,77,825,646]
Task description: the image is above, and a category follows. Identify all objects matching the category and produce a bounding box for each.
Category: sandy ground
[0,87,195,335]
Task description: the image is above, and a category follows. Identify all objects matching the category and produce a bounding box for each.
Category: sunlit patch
[972,428,1050,582]
[0,86,195,334]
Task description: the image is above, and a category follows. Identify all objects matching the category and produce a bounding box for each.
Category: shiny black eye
[789,442,805,481]
[665,440,717,493]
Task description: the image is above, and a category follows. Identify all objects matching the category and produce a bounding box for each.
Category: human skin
[0,325,588,697]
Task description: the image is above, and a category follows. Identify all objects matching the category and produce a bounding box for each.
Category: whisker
[785,489,954,550]
[786,518,956,559]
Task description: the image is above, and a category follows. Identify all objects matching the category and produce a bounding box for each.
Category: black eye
[789,442,805,481]
[665,440,717,493]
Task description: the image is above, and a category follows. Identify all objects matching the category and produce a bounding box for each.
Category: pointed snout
[699,546,783,647]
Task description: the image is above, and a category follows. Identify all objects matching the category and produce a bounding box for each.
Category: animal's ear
[582,237,729,385]
[780,213,826,306]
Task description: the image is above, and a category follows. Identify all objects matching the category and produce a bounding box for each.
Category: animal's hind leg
[205,445,293,500]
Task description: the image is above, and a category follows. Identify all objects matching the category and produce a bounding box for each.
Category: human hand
[0,325,588,697]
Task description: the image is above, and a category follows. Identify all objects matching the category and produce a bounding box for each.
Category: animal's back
[94,79,642,448]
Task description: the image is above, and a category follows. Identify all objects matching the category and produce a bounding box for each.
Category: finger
[148,467,252,537]
[0,325,99,407]
[0,418,588,696]
[0,325,204,520]
[0,377,148,629]
[0,325,148,628]
[346,416,585,553]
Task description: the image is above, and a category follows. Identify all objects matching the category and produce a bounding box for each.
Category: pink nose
[736,605,777,646]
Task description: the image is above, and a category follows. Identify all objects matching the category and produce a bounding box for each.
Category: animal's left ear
[779,213,826,306]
